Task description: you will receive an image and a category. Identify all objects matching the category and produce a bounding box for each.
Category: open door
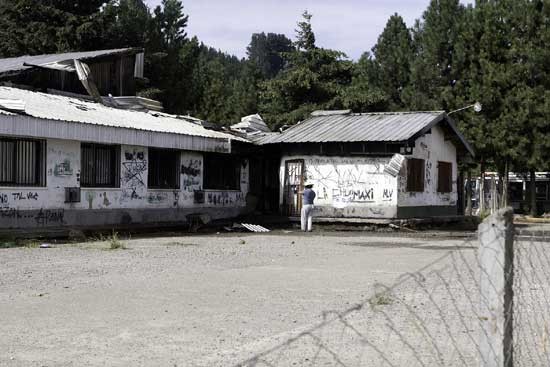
[282,159,304,216]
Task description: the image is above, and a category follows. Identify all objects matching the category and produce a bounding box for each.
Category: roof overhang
[408,113,475,158]
[0,113,233,153]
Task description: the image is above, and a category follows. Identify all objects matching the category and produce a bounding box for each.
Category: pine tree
[294,11,316,51]
[371,14,414,109]
[247,32,294,78]
[403,0,467,111]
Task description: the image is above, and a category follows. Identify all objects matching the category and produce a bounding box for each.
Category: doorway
[282,159,304,216]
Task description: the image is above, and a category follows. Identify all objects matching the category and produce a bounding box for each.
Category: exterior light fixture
[448,102,483,115]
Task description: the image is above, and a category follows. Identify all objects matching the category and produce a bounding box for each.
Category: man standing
[301,182,316,232]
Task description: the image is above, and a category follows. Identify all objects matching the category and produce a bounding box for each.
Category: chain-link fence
[514,232,550,366]
[235,208,549,367]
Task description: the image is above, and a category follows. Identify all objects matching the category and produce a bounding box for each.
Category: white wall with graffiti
[398,125,458,208]
[279,155,399,218]
[0,138,249,228]
[278,126,459,219]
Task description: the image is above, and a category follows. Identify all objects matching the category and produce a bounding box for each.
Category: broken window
[203,153,241,190]
[81,143,120,187]
[0,137,46,186]
[407,158,425,192]
[437,161,453,193]
[148,148,180,189]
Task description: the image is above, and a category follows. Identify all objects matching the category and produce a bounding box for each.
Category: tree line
[0,0,549,209]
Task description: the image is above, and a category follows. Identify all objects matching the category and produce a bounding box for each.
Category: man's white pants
[301,204,314,232]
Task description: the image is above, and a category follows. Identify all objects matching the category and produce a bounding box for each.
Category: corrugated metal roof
[245,131,280,144]
[0,87,246,143]
[0,48,140,76]
[262,111,445,144]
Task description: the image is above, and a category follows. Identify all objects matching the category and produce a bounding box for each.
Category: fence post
[479,207,514,367]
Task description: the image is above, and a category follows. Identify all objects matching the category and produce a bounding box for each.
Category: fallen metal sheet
[241,223,270,233]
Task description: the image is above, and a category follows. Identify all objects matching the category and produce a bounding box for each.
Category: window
[148,148,180,189]
[407,158,425,192]
[0,137,46,187]
[437,161,453,193]
[81,143,120,187]
[203,153,241,190]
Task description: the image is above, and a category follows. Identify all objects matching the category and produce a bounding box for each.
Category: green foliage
[259,11,388,128]
[247,32,294,78]
[107,231,125,250]
[370,14,414,109]
[294,11,316,51]
[0,0,106,56]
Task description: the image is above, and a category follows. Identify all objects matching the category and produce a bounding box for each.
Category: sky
[144,0,472,60]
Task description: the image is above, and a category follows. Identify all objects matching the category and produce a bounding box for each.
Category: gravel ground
[0,231,496,366]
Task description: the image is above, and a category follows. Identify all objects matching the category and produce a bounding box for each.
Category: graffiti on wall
[382,188,394,201]
[147,192,168,204]
[54,160,73,176]
[207,191,245,206]
[0,207,64,226]
[0,192,40,206]
[11,192,39,201]
[304,157,394,207]
[181,159,201,192]
[121,150,147,201]
[34,208,64,226]
[425,161,433,187]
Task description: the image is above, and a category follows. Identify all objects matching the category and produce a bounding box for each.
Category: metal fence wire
[235,209,550,367]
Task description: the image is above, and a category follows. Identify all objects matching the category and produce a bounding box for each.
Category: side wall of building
[0,138,249,229]
[279,156,398,218]
[397,125,458,217]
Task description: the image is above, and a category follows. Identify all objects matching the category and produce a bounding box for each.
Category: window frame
[147,147,181,190]
[203,153,241,191]
[437,161,453,193]
[0,137,46,187]
[80,143,120,188]
[406,158,425,192]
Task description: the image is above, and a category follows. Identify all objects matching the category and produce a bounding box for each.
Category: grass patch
[369,290,394,308]
[0,239,41,249]
[106,231,126,250]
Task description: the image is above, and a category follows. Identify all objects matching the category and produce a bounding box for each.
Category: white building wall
[0,138,249,228]
[398,125,458,208]
[279,155,398,218]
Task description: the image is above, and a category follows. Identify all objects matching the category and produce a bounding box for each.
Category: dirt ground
[0,231,482,366]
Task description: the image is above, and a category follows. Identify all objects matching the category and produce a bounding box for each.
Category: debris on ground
[223,223,270,233]
[39,243,51,248]
[241,223,270,233]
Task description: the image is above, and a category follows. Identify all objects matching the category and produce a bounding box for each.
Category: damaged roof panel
[0,48,141,77]
[0,87,247,152]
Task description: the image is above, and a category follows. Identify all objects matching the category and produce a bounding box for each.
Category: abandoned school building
[0,48,474,230]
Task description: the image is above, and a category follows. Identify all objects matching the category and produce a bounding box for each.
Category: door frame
[282,159,305,216]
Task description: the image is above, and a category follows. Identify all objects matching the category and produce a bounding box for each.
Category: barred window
[203,153,241,190]
[0,137,46,187]
[148,148,180,189]
[81,143,120,187]
[407,158,425,192]
[437,161,453,193]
